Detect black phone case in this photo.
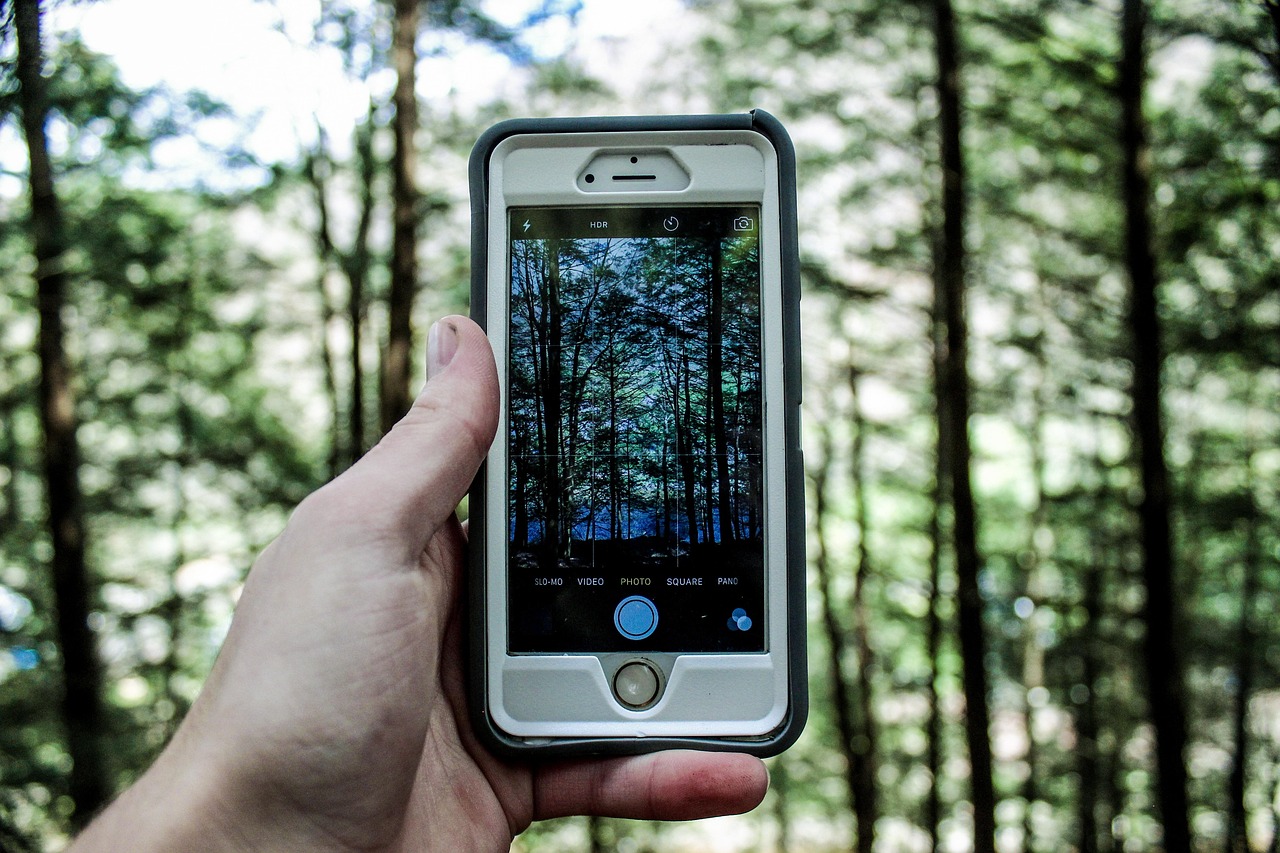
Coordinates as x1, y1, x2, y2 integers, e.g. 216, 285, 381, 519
466, 110, 806, 758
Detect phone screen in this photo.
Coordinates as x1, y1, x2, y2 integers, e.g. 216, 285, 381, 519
505, 206, 766, 654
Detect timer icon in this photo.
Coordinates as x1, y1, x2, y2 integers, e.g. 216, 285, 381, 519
663, 216, 679, 232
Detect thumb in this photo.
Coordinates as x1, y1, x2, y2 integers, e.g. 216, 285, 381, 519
315, 315, 499, 558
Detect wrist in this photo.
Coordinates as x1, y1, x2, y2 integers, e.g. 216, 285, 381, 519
68, 721, 254, 853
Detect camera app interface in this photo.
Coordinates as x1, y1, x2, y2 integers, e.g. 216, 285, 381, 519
507, 206, 765, 653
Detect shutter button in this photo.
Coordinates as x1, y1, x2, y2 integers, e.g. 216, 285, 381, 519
613, 595, 658, 640
613, 660, 660, 709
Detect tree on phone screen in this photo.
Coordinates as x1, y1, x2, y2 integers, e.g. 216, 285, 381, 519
509, 230, 761, 576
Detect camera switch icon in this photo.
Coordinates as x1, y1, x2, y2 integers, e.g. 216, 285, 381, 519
732, 216, 754, 231
727, 607, 753, 632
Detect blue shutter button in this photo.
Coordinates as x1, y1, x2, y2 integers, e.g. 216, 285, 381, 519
614, 595, 658, 640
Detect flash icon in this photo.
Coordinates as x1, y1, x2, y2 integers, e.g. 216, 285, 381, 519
522, 219, 531, 233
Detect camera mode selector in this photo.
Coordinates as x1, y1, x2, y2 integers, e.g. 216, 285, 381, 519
613, 595, 658, 641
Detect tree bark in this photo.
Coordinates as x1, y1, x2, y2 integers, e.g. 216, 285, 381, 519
1120, 2, 1192, 851
678, 350, 699, 545
1077, 544, 1103, 853
608, 355, 622, 540
925, 454, 945, 853
0, 400, 18, 533
1019, 329, 1051, 853
559, 248, 610, 549
929, 0, 996, 849
588, 816, 606, 853
514, 242, 548, 546
542, 240, 564, 564
14, 0, 110, 827
925, 215, 948, 853
810, 424, 863, 840
707, 238, 734, 542
304, 142, 343, 479
346, 101, 377, 464
1269, 753, 1280, 853
1262, 0, 1280, 85
1227, 439, 1261, 853
512, 423, 530, 548
700, 377, 715, 544
771, 756, 791, 853
660, 435, 670, 541
160, 461, 189, 735
913, 30, 947, 851
848, 368, 879, 853
381, 0, 420, 435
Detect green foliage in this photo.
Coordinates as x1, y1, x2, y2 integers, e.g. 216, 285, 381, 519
1, 33, 321, 847
2, 0, 1277, 850
689, 0, 1280, 850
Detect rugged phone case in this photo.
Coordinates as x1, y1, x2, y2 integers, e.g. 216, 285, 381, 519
466, 110, 806, 758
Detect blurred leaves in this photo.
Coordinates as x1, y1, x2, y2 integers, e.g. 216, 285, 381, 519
2, 0, 1279, 850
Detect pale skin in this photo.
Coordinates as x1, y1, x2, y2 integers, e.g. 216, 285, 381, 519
71, 315, 768, 852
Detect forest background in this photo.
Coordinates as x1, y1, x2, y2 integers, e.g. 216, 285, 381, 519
1, 0, 1277, 851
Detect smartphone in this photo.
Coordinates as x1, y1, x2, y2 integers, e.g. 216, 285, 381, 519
467, 111, 805, 756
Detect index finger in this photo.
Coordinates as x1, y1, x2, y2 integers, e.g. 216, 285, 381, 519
532, 751, 769, 822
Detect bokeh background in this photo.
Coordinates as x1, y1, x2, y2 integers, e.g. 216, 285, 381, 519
1, 0, 1277, 851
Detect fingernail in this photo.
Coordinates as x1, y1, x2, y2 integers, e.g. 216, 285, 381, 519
427, 319, 459, 380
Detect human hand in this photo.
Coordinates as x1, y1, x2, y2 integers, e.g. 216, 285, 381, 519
72, 315, 768, 852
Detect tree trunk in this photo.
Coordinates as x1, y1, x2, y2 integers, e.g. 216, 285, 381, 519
1020, 331, 1051, 853
707, 238, 734, 542
513, 426, 529, 547
1120, 2, 1192, 851
848, 368, 879, 853
1077, 546, 1103, 853
1262, 0, 1280, 85
772, 756, 791, 853
925, 463, 945, 853
701, 381, 715, 545
660, 434, 670, 541
916, 38, 947, 853
515, 245, 549, 546
381, 0, 420, 435
1088, 448, 1124, 853
926, 250, 948, 853
588, 816, 606, 853
678, 350, 699, 546
609, 359, 621, 540
810, 424, 863, 840
0, 400, 18, 533
304, 141, 343, 479
161, 257, 197, 736
161, 455, 189, 738
1078, 437, 1116, 853
1269, 751, 1280, 853
542, 240, 564, 564
1227, 439, 1261, 853
346, 101, 377, 464
929, 0, 996, 849
14, 0, 109, 827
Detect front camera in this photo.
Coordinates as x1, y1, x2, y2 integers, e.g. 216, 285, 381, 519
585, 174, 595, 183
630, 156, 638, 164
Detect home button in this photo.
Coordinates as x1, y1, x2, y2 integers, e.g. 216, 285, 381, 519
613, 660, 660, 709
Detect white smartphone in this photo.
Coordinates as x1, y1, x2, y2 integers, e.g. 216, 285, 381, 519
467, 111, 805, 756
